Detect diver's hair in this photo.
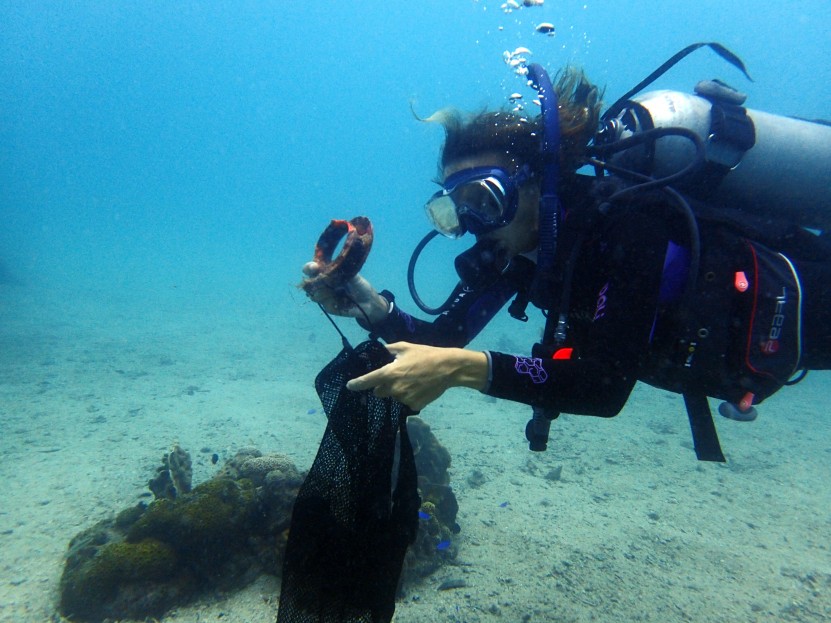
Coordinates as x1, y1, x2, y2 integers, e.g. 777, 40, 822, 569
425, 67, 603, 179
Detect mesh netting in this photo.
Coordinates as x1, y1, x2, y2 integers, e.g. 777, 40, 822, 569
277, 340, 420, 623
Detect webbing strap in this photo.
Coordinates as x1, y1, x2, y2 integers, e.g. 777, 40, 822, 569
682, 392, 726, 462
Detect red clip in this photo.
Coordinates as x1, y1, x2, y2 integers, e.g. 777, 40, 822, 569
739, 392, 754, 411
552, 348, 573, 360
734, 271, 748, 292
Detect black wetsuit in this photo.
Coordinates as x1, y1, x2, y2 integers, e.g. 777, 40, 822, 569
365, 182, 831, 419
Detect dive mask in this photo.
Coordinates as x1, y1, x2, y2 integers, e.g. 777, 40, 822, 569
425, 165, 532, 238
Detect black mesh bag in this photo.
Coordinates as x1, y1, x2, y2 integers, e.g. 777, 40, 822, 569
277, 340, 420, 623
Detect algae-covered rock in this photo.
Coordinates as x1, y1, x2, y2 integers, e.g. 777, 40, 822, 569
148, 444, 193, 500
408, 417, 452, 486
59, 432, 457, 621
399, 417, 461, 582
243, 454, 301, 487
59, 448, 303, 622
114, 502, 147, 529
407, 417, 458, 529
59, 536, 184, 621
215, 446, 262, 480
129, 477, 257, 551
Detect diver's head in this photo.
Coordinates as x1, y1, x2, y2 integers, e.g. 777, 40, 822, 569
422, 67, 602, 256
427, 153, 541, 256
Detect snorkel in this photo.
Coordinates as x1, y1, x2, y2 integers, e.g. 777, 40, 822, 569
407, 63, 562, 316
524, 63, 562, 314
522, 64, 564, 452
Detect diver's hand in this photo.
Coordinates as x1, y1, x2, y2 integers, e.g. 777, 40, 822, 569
346, 342, 489, 411
301, 261, 389, 321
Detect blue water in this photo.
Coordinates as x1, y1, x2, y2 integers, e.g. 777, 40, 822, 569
3, 1, 829, 306
2, 2, 831, 621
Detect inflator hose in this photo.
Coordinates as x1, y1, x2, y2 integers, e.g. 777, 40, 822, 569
407, 230, 457, 315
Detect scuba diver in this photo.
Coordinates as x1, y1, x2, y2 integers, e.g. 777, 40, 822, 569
301, 44, 831, 462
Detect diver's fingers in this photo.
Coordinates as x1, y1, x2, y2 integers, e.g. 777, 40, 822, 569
346, 372, 377, 392
372, 384, 393, 399
303, 282, 335, 306
346, 364, 393, 392
351, 376, 406, 406
384, 342, 411, 358
302, 261, 321, 278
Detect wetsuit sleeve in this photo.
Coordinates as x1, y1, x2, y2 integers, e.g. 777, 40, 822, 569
359, 278, 520, 348
484, 212, 670, 417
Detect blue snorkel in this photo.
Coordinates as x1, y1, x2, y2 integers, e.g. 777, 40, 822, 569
524, 64, 565, 452
525, 64, 563, 319
407, 64, 564, 321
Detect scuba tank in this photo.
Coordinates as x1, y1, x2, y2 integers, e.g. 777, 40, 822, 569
597, 80, 831, 231
587, 44, 831, 460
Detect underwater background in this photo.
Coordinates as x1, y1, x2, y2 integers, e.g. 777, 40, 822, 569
1, 1, 830, 622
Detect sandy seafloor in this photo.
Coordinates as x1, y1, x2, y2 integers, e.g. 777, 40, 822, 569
1, 282, 829, 623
